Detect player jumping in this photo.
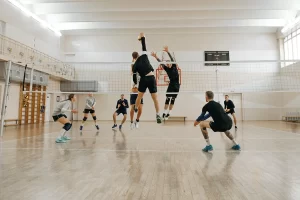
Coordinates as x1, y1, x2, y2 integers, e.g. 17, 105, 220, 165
151, 46, 180, 119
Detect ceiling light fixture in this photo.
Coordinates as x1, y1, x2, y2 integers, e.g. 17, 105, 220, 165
7, 0, 62, 36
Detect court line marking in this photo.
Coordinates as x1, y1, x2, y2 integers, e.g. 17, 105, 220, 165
0, 147, 299, 153
246, 124, 300, 135
1, 136, 300, 143
1, 124, 300, 143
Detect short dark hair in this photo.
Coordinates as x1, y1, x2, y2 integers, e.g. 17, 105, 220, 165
225, 95, 229, 97
68, 94, 75, 101
132, 52, 139, 59
206, 91, 214, 99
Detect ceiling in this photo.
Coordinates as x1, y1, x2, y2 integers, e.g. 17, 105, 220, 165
16, 0, 300, 35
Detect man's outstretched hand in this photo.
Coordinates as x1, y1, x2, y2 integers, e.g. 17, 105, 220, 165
138, 32, 145, 41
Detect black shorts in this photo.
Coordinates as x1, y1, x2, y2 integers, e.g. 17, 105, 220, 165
115, 109, 127, 116
209, 119, 232, 132
52, 114, 67, 122
226, 109, 235, 115
83, 109, 95, 114
130, 94, 144, 105
166, 83, 180, 98
138, 75, 157, 93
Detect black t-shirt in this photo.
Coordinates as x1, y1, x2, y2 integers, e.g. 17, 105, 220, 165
162, 64, 179, 84
116, 99, 129, 110
132, 54, 154, 77
224, 100, 235, 109
202, 101, 231, 125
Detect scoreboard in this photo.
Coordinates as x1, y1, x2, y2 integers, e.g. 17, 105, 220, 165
204, 51, 230, 66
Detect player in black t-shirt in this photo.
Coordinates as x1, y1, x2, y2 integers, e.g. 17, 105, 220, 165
224, 95, 237, 129
130, 52, 143, 129
112, 94, 129, 130
132, 33, 162, 124
194, 91, 240, 152
151, 46, 180, 120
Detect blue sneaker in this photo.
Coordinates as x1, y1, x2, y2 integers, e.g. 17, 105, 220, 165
112, 124, 117, 129
80, 126, 83, 131
119, 125, 122, 130
202, 145, 213, 152
55, 138, 66, 143
95, 125, 99, 130
232, 144, 241, 150
62, 136, 71, 140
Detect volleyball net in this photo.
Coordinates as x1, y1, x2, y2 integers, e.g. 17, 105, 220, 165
1, 59, 300, 127
44, 60, 300, 95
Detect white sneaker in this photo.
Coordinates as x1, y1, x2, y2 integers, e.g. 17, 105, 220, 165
130, 123, 135, 129
135, 121, 139, 129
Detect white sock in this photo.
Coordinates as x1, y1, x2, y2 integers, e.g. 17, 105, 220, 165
168, 110, 172, 115
164, 110, 168, 114
232, 139, 238, 145
63, 131, 68, 137
57, 128, 66, 139
156, 113, 160, 116
205, 139, 211, 146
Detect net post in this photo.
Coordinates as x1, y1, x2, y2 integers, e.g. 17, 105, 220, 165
0, 61, 12, 137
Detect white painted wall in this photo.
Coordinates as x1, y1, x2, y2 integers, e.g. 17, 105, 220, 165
0, 0, 63, 60
61, 32, 299, 121
0, 82, 20, 120
64, 33, 279, 62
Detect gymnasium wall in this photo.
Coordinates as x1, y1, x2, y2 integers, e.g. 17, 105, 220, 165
0, 82, 20, 120
64, 33, 279, 62
0, 0, 63, 60
63, 32, 292, 121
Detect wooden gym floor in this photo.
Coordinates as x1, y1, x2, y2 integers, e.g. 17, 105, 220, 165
1, 121, 300, 200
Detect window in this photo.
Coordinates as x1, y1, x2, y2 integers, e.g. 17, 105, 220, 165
283, 26, 300, 67
298, 34, 300, 59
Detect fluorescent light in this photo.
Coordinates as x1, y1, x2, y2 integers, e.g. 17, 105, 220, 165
7, 0, 62, 37
281, 16, 300, 34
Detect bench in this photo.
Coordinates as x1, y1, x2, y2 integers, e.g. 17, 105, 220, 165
4, 119, 21, 127
164, 116, 187, 124
282, 112, 300, 122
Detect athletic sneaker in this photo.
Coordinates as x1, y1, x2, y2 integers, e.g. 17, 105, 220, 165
165, 114, 170, 120
130, 122, 135, 129
112, 124, 117, 129
231, 144, 241, 150
135, 121, 139, 129
156, 115, 162, 124
119, 125, 122, 130
95, 125, 100, 130
80, 125, 83, 131
55, 138, 66, 143
162, 113, 166, 119
202, 145, 213, 152
62, 136, 71, 140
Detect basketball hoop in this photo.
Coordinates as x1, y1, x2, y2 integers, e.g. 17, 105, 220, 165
156, 67, 182, 86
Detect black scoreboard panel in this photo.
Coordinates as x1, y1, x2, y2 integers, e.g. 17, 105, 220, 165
204, 51, 230, 66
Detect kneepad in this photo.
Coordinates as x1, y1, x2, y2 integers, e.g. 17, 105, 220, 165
83, 117, 87, 121
170, 97, 176, 105
165, 97, 171, 105
63, 123, 72, 131
93, 116, 97, 120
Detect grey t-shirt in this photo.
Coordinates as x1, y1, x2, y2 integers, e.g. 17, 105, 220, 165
85, 97, 96, 109
52, 100, 72, 116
